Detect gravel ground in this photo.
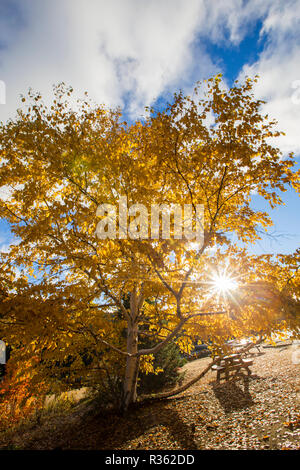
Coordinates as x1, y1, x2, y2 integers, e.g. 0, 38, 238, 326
1, 343, 299, 450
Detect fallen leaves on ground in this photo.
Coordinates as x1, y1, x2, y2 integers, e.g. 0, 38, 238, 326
0, 344, 299, 450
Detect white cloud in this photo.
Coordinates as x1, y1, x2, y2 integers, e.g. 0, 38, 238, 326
0, 0, 299, 156
0, 242, 11, 253
194, 0, 273, 45
0, 183, 24, 202
239, 0, 300, 155
0, 185, 12, 202
0, 0, 217, 120
0, 0, 270, 121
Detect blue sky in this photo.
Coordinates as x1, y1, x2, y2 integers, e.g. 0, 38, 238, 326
0, 0, 299, 256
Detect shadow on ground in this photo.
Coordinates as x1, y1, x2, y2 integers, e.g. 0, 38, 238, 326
82, 402, 199, 450
13, 396, 202, 450
211, 375, 260, 413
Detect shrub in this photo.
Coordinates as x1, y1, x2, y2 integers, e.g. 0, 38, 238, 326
0, 358, 47, 432
138, 341, 186, 394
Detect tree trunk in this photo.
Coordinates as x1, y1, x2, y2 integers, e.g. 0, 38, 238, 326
121, 319, 139, 412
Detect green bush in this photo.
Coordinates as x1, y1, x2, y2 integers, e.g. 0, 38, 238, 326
138, 341, 186, 394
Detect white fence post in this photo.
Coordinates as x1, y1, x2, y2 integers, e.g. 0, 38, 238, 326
0, 340, 6, 364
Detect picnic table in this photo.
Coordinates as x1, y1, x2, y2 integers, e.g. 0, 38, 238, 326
212, 353, 253, 383
226, 340, 262, 356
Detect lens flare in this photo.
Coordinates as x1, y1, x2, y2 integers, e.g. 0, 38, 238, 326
211, 273, 238, 294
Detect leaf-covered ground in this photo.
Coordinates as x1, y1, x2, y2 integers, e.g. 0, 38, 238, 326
1, 343, 299, 450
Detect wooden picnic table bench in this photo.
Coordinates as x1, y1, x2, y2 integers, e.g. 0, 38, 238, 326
227, 340, 262, 356
212, 353, 253, 382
